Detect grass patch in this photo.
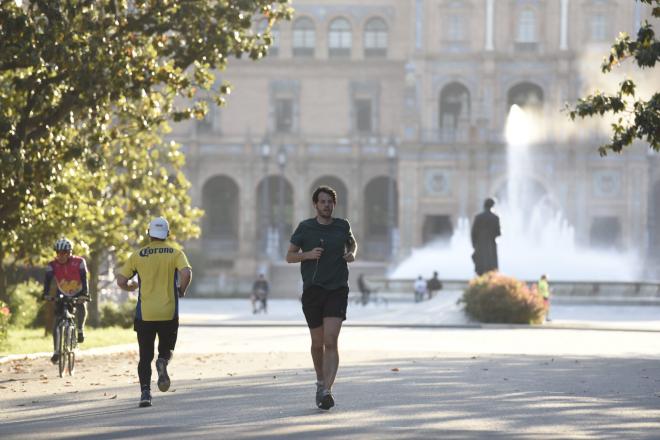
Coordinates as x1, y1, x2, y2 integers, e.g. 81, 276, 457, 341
1, 327, 135, 357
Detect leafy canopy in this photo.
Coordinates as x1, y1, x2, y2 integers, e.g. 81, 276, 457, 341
0, 0, 292, 259
568, 0, 660, 155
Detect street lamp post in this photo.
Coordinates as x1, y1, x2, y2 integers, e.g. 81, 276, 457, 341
260, 139, 271, 255
277, 146, 287, 254
387, 139, 398, 260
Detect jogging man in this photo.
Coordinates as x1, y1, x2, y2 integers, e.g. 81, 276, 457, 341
286, 186, 357, 410
42, 238, 89, 364
116, 217, 192, 408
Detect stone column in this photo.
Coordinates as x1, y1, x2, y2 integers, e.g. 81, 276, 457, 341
485, 0, 495, 51
560, 0, 569, 50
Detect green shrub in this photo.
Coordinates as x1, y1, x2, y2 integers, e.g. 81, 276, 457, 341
461, 272, 546, 324
7, 280, 42, 328
0, 300, 10, 349
99, 298, 137, 328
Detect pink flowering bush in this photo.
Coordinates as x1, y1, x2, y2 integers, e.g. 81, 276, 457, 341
461, 272, 546, 324
0, 300, 11, 348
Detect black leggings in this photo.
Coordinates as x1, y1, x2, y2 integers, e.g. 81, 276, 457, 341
134, 319, 178, 389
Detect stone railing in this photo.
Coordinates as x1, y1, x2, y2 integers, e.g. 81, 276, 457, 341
365, 278, 660, 305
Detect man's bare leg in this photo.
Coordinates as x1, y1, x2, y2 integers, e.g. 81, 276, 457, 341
309, 326, 325, 382
321, 317, 343, 391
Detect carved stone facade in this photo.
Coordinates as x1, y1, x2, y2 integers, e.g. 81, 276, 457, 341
167, 0, 660, 294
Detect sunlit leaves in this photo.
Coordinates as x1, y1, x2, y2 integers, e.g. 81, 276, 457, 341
569, 0, 659, 155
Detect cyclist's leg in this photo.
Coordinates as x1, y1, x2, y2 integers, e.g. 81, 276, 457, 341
135, 320, 157, 390
75, 302, 87, 342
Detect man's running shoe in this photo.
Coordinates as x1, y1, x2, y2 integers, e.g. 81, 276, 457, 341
139, 389, 152, 407
319, 390, 335, 410
155, 358, 170, 392
50, 353, 59, 365
315, 382, 324, 408
77, 330, 85, 344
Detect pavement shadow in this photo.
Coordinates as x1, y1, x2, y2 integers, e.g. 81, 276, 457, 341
1, 355, 659, 439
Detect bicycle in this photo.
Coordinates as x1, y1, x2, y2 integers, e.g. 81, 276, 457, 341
47, 294, 87, 377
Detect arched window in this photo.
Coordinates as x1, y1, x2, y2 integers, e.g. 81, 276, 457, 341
364, 17, 388, 58
328, 18, 352, 58
293, 17, 316, 57
439, 82, 470, 142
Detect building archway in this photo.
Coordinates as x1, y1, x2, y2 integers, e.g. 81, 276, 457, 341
256, 175, 294, 255
363, 176, 398, 260
507, 82, 544, 111
201, 175, 240, 255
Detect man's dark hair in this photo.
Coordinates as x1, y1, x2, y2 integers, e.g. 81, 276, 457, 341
484, 198, 495, 210
312, 186, 337, 204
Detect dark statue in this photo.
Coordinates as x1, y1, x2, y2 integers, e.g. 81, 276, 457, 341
471, 198, 501, 275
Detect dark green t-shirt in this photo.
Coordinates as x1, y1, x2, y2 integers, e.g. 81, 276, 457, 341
290, 218, 355, 291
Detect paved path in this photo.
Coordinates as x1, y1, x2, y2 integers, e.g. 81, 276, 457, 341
1, 324, 659, 439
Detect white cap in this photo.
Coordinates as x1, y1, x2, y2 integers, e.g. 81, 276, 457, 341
148, 217, 169, 239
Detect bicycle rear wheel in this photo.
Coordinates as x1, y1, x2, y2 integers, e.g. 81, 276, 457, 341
57, 324, 65, 378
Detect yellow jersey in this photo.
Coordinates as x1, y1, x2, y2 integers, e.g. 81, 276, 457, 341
118, 240, 191, 321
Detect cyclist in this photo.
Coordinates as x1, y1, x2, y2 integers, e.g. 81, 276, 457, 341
42, 238, 89, 364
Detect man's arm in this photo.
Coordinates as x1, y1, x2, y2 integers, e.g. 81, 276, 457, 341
178, 267, 192, 298
343, 237, 357, 262
286, 244, 321, 263
116, 273, 138, 291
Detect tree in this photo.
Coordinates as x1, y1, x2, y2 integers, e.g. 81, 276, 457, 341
0, 0, 292, 300
568, 0, 660, 156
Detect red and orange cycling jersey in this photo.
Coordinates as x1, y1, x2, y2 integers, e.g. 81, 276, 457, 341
45, 256, 88, 297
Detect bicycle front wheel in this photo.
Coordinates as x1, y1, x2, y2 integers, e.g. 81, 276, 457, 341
57, 324, 66, 378
67, 326, 76, 376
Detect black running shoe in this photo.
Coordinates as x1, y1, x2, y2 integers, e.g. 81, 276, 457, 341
77, 330, 85, 344
319, 391, 335, 410
50, 353, 59, 365
155, 358, 170, 392
139, 389, 152, 407
315, 383, 324, 408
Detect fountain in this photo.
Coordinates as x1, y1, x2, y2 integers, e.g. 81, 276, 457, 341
391, 105, 640, 282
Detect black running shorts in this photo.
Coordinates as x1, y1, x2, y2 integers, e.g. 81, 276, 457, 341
301, 285, 349, 329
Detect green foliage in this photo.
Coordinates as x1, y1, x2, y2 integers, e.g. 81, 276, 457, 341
0, 300, 10, 349
461, 272, 546, 324
99, 297, 137, 329
0, 0, 293, 298
568, 0, 660, 155
7, 280, 41, 328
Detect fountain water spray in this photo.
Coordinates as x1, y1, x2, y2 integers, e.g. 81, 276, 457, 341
391, 105, 639, 281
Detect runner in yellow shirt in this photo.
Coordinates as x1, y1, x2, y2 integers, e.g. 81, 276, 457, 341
116, 217, 192, 408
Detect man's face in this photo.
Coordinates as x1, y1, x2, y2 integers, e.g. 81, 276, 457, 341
314, 192, 335, 219
55, 250, 71, 264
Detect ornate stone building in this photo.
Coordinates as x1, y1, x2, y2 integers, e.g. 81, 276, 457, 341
168, 0, 659, 294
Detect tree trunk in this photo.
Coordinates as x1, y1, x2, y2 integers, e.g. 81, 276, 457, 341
0, 246, 8, 304
88, 251, 101, 327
